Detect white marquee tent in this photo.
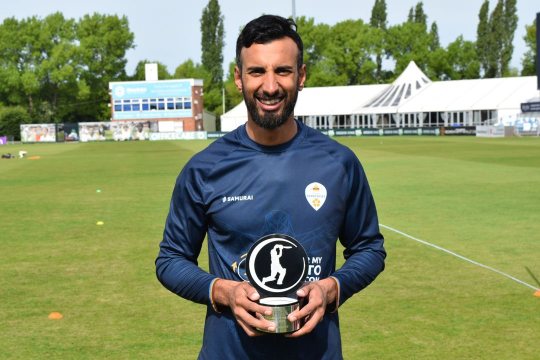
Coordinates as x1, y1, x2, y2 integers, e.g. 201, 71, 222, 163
221, 61, 539, 131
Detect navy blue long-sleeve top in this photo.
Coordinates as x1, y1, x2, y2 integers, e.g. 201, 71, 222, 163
156, 120, 386, 360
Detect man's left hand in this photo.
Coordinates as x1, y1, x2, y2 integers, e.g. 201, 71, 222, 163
285, 277, 338, 338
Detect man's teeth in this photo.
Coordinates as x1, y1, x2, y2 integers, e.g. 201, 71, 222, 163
260, 98, 281, 105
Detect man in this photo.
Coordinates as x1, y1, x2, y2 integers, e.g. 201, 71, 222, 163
156, 14, 386, 360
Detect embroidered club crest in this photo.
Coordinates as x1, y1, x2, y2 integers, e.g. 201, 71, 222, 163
305, 182, 327, 211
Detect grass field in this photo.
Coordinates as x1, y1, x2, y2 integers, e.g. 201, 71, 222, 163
1, 136, 539, 359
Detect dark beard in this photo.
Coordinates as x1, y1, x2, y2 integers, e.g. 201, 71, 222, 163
244, 88, 299, 130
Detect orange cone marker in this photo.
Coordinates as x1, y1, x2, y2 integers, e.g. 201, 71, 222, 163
48, 312, 63, 320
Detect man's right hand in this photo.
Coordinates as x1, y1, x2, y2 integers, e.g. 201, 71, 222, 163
212, 279, 275, 336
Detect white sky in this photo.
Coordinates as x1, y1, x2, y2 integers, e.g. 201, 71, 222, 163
2, 0, 538, 76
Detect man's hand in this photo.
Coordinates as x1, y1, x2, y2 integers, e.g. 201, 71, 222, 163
285, 277, 338, 338
212, 279, 276, 336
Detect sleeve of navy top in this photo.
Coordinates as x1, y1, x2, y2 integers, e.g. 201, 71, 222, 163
332, 151, 386, 306
155, 158, 216, 305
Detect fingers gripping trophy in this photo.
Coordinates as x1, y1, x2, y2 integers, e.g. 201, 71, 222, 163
246, 234, 308, 333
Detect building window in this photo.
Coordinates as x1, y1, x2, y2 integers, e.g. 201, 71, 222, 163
122, 100, 132, 111
175, 98, 183, 109
113, 96, 193, 113
167, 98, 175, 110
158, 98, 165, 110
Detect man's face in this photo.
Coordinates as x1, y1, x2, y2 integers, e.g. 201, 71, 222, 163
235, 37, 306, 130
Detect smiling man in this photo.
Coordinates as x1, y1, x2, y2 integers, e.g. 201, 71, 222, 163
236, 34, 304, 141
156, 15, 386, 360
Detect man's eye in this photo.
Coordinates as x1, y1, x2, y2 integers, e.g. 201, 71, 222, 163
277, 69, 293, 75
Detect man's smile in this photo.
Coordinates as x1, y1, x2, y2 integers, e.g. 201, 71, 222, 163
256, 94, 285, 111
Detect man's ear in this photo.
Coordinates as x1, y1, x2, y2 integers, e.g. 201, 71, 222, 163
234, 66, 242, 92
298, 64, 306, 90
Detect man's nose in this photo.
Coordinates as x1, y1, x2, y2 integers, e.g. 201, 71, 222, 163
262, 73, 279, 94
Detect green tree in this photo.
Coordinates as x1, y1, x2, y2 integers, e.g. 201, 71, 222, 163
307, 58, 346, 86
213, 60, 243, 116
296, 17, 333, 85
521, 18, 537, 76
0, 13, 134, 125
426, 47, 449, 80
476, 0, 490, 76
76, 13, 135, 120
174, 59, 207, 79
223, 61, 243, 109
429, 22, 440, 51
445, 36, 481, 79
0, 13, 82, 122
297, 18, 381, 86
425, 21, 447, 79
414, 2, 428, 29
0, 106, 31, 140
500, 0, 518, 76
0, 18, 36, 109
477, 0, 517, 78
486, 0, 505, 77
370, 0, 387, 29
407, 8, 415, 23
407, 2, 427, 28
386, 21, 431, 76
173, 59, 200, 79
389, 2, 440, 78
370, 0, 388, 82
426, 23, 477, 81
321, 20, 379, 85
38, 13, 81, 122
200, 0, 224, 114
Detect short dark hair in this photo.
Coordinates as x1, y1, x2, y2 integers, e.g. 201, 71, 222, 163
235, 15, 304, 71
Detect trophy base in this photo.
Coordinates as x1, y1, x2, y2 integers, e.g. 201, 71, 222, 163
257, 297, 301, 334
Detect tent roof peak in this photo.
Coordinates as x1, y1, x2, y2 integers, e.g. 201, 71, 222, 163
363, 61, 431, 110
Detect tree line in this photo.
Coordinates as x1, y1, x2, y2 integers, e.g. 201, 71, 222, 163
299, 0, 532, 84
0, 0, 537, 138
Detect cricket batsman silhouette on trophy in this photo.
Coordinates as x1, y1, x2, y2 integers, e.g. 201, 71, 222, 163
262, 244, 293, 285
